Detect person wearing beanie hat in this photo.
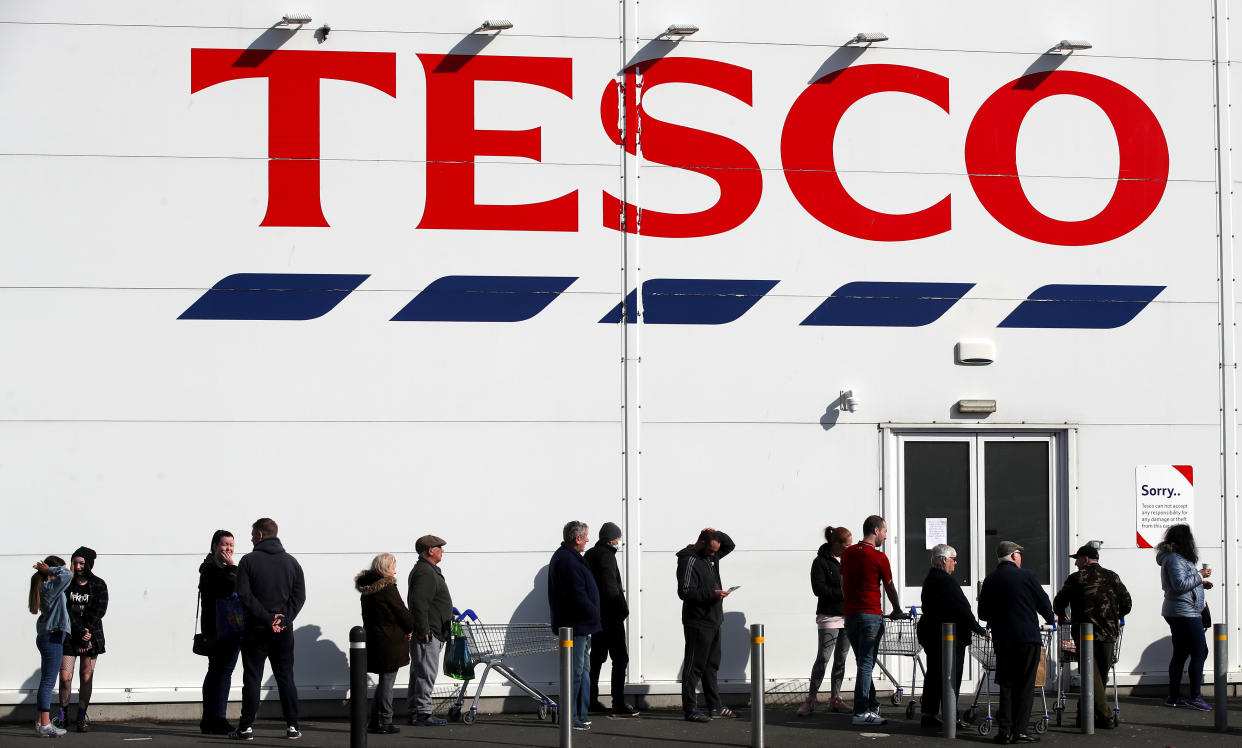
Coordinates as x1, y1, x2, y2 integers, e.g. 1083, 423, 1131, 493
584, 522, 638, 717
57, 546, 108, 733
977, 541, 1055, 743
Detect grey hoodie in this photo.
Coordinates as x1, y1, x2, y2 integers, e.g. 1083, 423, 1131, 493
1156, 548, 1204, 618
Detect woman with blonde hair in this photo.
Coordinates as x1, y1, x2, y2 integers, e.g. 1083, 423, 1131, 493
798, 526, 853, 715
30, 555, 72, 738
355, 553, 414, 734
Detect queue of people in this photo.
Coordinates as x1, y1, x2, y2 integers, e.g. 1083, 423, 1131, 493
25, 517, 1218, 740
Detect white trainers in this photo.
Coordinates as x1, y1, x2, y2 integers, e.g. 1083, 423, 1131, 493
35, 721, 67, 737
851, 711, 887, 726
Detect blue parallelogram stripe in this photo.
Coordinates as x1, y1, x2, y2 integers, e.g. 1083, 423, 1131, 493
179, 273, 369, 321
801, 282, 974, 327
391, 275, 577, 322
998, 284, 1165, 329
599, 279, 779, 324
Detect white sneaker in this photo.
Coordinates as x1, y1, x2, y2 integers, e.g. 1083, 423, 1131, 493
35, 721, 67, 737
852, 711, 887, 726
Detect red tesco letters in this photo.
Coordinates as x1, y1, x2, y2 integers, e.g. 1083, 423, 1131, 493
190, 50, 1169, 246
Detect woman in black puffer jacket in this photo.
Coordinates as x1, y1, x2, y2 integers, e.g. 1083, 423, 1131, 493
198, 530, 240, 735
356, 553, 413, 734
798, 526, 853, 716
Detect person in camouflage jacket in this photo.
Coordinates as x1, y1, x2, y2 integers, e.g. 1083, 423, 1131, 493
1053, 544, 1132, 727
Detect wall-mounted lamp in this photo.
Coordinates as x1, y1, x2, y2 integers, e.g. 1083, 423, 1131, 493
480, 19, 514, 31
281, 13, 312, 26
849, 32, 889, 45
1087, 540, 1104, 550
1055, 39, 1092, 51
955, 340, 996, 366
663, 24, 700, 37
839, 389, 859, 413
957, 399, 997, 414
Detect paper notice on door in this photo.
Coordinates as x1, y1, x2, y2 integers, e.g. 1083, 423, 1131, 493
925, 517, 948, 549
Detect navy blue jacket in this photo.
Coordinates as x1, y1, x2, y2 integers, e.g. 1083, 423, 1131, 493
977, 560, 1054, 647
548, 542, 602, 637
237, 537, 306, 630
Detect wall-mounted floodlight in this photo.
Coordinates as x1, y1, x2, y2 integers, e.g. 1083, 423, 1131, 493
1087, 540, 1104, 550
850, 32, 889, 44
663, 24, 700, 37
1055, 39, 1092, 51
281, 13, 312, 25
480, 19, 514, 31
957, 399, 997, 414
955, 340, 996, 366
839, 389, 859, 413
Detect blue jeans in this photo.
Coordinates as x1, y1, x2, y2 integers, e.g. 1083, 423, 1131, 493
202, 637, 241, 722
844, 614, 884, 716
572, 635, 592, 723
36, 631, 66, 712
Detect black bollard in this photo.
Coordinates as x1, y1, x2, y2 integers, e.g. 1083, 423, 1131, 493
350, 626, 367, 748
942, 623, 956, 739
1079, 623, 1093, 735
1214, 623, 1228, 732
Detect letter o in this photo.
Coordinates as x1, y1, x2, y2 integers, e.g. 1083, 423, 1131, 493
965, 71, 1169, 246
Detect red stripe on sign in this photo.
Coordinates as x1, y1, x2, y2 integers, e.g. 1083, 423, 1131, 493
1173, 465, 1193, 485
1137, 532, 1153, 549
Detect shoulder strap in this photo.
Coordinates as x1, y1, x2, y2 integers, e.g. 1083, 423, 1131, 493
195, 589, 202, 635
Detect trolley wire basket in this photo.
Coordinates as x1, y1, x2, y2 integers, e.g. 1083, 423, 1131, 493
874, 612, 926, 718
1053, 619, 1124, 727
444, 608, 561, 725
962, 626, 1054, 737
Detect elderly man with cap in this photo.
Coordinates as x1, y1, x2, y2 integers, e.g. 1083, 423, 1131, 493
978, 541, 1056, 744
407, 534, 452, 727
1053, 544, 1131, 729
585, 522, 638, 717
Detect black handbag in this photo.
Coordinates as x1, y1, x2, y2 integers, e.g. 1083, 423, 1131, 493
1202, 601, 1212, 630
193, 591, 212, 656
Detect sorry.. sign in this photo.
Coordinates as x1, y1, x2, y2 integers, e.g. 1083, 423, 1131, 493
1135, 465, 1194, 548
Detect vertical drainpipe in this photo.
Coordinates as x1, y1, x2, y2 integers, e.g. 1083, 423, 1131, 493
620, 0, 645, 685
1212, 0, 1238, 670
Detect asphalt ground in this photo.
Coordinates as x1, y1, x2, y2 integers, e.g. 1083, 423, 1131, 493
2, 696, 1239, 747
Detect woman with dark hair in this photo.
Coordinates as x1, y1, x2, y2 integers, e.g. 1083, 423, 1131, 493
797, 526, 853, 716
1157, 523, 1213, 711
30, 555, 72, 738
57, 546, 108, 733
199, 530, 240, 734
356, 553, 413, 734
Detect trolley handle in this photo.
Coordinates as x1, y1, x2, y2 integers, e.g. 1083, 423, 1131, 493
452, 607, 479, 622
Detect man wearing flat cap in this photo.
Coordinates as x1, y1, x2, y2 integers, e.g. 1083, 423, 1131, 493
978, 541, 1056, 744
407, 535, 452, 727
1053, 545, 1131, 728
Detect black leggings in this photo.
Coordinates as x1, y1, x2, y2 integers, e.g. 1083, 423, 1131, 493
1164, 615, 1208, 699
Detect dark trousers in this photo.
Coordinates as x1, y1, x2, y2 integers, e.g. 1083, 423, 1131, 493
1165, 615, 1208, 699
239, 628, 298, 730
589, 618, 629, 708
681, 625, 722, 715
919, 633, 966, 718
995, 643, 1041, 738
1075, 637, 1113, 722
202, 637, 241, 722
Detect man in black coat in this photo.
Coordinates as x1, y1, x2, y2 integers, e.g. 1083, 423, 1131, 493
675, 528, 735, 722
978, 541, 1055, 745
407, 535, 453, 727
585, 522, 638, 717
234, 517, 307, 741
918, 544, 985, 730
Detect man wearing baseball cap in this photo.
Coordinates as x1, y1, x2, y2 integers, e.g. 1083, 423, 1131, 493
407, 535, 452, 727
1053, 545, 1132, 728
978, 541, 1055, 744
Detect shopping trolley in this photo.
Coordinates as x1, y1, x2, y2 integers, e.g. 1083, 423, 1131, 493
961, 626, 1053, 736
1053, 619, 1124, 727
874, 612, 926, 719
445, 609, 561, 725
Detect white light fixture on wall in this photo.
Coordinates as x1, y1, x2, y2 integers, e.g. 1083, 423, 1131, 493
955, 340, 996, 366
1055, 39, 1092, 51
957, 399, 997, 414
840, 389, 859, 413
281, 13, 312, 25
663, 24, 700, 37
480, 19, 514, 31
850, 32, 889, 44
